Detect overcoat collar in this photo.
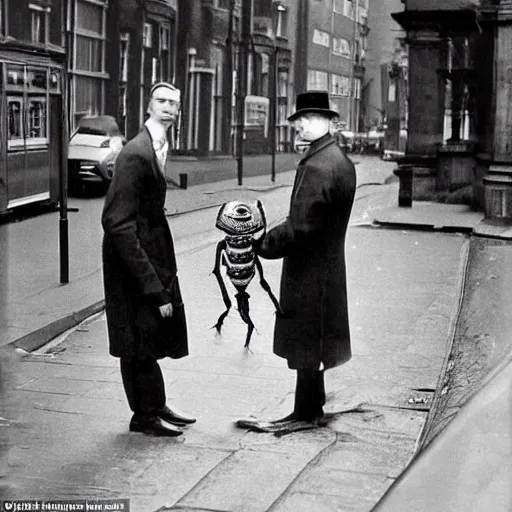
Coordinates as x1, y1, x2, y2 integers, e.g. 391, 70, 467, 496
141, 126, 164, 178
299, 132, 336, 164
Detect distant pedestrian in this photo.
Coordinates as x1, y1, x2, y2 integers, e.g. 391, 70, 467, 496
253, 90, 357, 429
102, 82, 195, 437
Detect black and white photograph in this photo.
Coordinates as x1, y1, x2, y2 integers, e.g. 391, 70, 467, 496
0, 0, 511, 510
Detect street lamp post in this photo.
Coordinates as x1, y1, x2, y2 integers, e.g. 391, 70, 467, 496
271, 44, 278, 182
59, 70, 69, 285
236, 0, 253, 186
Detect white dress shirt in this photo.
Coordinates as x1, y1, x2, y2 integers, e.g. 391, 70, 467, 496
145, 118, 168, 172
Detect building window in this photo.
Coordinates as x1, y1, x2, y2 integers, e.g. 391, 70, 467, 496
261, 53, 269, 97
307, 69, 328, 90
28, 98, 47, 138
7, 66, 49, 150
313, 29, 330, 48
143, 22, 153, 48
119, 32, 129, 133
75, 76, 102, 115
76, 35, 103, 72
333, 37, 351, 58
120, 32, 129, 83
212, 45, 225, 152
30, 4, 50, 44
353, 77, 361, 99
215, 0, 231, 8
276, 68, 290, 152
8, 98, 23, 145
160, 25, 170, 51
159, 25, 171, 80
344, 0, 354, 19
72, 0, 107, 127
331, 74, 350, 96
275, 4, 288, 38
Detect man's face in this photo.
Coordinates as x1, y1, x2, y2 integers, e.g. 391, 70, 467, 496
293, 114, 330, 142
147, 87, 180, 126
293, 116, 314, 142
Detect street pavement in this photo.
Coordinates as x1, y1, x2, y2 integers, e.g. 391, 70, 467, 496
373, 236, 512, 512
0, 153, 395, 351
1, 154, 511, 510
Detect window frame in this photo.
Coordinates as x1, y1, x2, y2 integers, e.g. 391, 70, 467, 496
71, 0, 108, 130
332, 37, 351, 58
312, 29, 330, 48
143, 22, 153, 48
160, 25, 170, 51
275, 4, 288, 39
331, 73, 350, 97
214, 0, 231, 9
6, 64, 49, 151
27, 96, 48, 143
307, 69, 328, 90
7, 96, 24, 149
343, 0, 354, 20
29, 3, 50, 45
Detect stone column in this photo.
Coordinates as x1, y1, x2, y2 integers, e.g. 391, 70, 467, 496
396, 28, 445, 203
482, 4, 512, 223
406, 29, 445, 157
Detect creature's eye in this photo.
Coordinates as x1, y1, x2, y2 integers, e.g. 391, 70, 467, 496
236, 207, 249, 215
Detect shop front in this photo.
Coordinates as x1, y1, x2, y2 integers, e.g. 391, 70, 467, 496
0, 54, 64, 213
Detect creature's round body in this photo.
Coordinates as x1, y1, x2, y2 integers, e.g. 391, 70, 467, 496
213, 200, 282, 348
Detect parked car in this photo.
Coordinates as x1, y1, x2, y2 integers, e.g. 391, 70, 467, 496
338, 130, 355, 153
68, 115, 125, 193
363, 129, 385, 154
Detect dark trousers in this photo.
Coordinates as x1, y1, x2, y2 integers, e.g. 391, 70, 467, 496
293, 369, 326, 421
120, 357, 166, 418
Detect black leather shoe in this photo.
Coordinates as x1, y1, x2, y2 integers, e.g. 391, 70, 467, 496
129, 415, 183, 437
157, 405, 196, 426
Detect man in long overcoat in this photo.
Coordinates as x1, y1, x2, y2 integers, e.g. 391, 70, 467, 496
255, 90, 356, 426
102, 82, 195, 437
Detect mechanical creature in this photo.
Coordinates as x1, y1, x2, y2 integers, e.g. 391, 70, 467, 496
213, 200, 283, 349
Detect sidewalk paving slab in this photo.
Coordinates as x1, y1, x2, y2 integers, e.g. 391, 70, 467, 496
374, 203, 484, 232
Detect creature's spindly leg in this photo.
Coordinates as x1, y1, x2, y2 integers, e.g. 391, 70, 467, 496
212, 240, 232, 333
235, 290, 255, 349
255, 255, 284, 317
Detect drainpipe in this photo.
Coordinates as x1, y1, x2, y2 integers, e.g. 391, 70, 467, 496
349, 0, 359, 132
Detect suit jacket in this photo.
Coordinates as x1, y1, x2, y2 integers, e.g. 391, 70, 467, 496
101, 127, 188, 360
256, 133, 356, 370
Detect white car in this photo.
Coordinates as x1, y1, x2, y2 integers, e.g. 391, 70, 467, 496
68, 115, 125, 193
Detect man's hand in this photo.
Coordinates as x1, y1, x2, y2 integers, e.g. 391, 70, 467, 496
159, 302, 174, 318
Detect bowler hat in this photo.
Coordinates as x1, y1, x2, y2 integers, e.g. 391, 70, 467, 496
288, 90, 339, 122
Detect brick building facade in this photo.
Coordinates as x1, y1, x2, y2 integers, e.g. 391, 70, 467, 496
295, 0, 369, 132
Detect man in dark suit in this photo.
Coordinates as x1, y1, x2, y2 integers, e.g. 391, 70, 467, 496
255, 90, 357, 429
102, 82, 195, 437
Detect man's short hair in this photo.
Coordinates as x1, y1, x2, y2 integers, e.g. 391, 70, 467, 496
150, 82, 181, 102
